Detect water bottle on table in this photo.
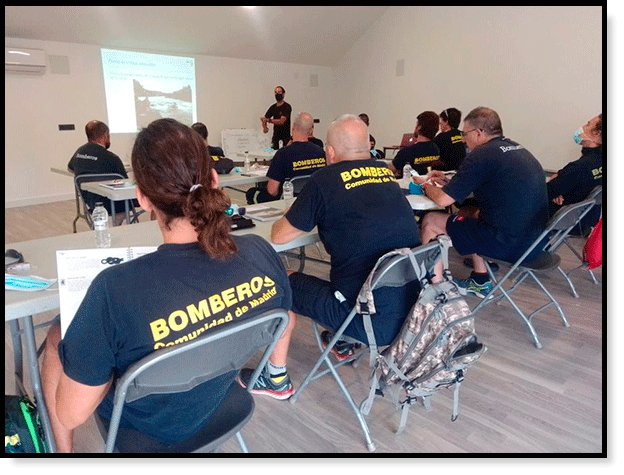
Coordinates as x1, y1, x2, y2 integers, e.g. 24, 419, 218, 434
282, 179, 294, 205
92, 202, 111, 248
244, 151, 251, 172
403, 163, 413, 179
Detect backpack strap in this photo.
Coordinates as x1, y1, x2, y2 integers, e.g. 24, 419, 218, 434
436, 234, 453, 282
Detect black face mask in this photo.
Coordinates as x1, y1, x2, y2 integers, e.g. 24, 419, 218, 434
275, 94, 284, 102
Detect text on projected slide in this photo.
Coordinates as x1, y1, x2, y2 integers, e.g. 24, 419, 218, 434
101, 49, 197, 133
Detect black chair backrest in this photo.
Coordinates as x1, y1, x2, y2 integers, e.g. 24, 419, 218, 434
289, 175, 312, 195
121, 309, 289, 403
74, 173, 126, 211
587, 185, 602, 206
545, 198, 597, 252
105, 308, 289, 452
368, 240, 442, 292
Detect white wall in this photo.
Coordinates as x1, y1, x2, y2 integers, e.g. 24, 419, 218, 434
5, 6, 602, 207
333, 5, 603, 172
5, 38, 335, 207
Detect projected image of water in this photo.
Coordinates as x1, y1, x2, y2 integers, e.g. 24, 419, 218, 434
134, 79, 193, 128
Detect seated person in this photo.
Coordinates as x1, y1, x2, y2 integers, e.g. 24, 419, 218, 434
191, 122, 225, 156
547, 114, 602, 234
246, 112, 326, 204
67, 120, 134, 226
238, 114, 421, 399
42, 118, 293, 452
390, 111, 443, 176
434, 108, 467, 171
418, 107, 548, 298
369, 136, 385, 160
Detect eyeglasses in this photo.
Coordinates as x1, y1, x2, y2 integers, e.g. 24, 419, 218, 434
460, 128, 479, 137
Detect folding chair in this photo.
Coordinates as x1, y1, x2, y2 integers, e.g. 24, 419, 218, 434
556, 185, 602, 297
289, 174, 312, 196
289, 239, 445, 452
95, 308, 289, 453
73, 173, 143, 231
471, 198, 597, 349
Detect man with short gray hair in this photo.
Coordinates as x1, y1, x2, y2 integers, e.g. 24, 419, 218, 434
238, 114, 421, 399
419, 107, 548, 298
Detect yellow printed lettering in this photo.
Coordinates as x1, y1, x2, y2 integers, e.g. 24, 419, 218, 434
150, 319, 170, 342
236, 282, 253, 301
264, 276, 275, 287
168, 310, 188, 332
209, 294, 226, 314
221, 287, 238, 307
341, 171, 352, 182
186, 299, 210, 324
250, 276, 263, 293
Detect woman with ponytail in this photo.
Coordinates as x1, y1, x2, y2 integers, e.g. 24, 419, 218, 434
41, 118, 293, 452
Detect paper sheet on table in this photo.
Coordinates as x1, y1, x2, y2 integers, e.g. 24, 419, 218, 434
56, 247, 157, 336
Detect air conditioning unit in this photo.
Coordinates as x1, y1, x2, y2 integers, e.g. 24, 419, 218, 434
5, 47, 47, 74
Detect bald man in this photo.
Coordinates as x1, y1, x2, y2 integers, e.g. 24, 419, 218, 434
238, 114, 421, 400
246, 112, 326, 204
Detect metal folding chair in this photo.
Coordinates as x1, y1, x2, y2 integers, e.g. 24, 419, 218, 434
471, 198, 597, 348
289, 239, 445, 451
73, 173, 143, 231
94, 308, 289, 453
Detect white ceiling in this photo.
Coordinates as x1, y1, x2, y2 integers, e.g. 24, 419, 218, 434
4, 6, 389, 67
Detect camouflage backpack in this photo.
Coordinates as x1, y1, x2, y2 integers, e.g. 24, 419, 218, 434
359, 236, 486, 434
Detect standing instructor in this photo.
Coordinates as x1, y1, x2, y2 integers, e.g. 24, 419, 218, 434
261, 86, 292, 150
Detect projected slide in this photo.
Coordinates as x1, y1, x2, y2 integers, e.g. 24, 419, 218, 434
101, 49, 197, 133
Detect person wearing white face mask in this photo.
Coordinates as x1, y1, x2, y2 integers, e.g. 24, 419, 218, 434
547, 114, 602, 234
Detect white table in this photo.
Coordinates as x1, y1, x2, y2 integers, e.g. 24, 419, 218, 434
396, 177, 442, 211
5, 204, 317, 453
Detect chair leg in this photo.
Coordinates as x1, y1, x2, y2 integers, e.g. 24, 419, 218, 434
290, 322, 376, 452
528, 271, 569, 328
235, 431, 248, 453
557, 265, 579, 298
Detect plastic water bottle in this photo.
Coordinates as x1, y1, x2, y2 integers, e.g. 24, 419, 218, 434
403, 163, 413, 179
92, 202, 111, 248
282, 179, 294, 205
244, 151, 250, 172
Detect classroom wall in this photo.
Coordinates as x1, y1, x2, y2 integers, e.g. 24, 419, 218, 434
5, 37, 335, 208
5, 6, 602, 208
333, 5, 603, 172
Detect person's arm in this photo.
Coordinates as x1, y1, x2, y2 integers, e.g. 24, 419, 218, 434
266, 178, 281, 197
422, 181, 456, 208
271, 216, 305, 244
56, 374, 112, 430
270, 116, 288, 126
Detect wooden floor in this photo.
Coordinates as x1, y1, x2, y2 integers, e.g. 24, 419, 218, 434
5, 197, 603, 454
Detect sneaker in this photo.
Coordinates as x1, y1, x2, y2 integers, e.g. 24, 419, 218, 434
321, 330, 360, 361
462, 257, 499, 273
237, 367, 294, 400
455, 277, 494, 299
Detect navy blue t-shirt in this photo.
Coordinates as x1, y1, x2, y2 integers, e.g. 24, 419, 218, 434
434, 129, 466, 171
266, 141, 326, 193
548, 147, 602, 205
285, 159, 420, 303
392, 141, 441, 176
58, 235, 291, 445
443, 137, 548, 246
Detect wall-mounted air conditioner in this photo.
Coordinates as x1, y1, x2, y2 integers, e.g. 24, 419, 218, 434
5, 47, 47, 74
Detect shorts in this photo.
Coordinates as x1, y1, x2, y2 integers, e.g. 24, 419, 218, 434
446, 215, 542, 263
289, 272, 420, 346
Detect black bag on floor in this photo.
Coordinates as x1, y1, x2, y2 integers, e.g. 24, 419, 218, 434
5, 395, 49, 453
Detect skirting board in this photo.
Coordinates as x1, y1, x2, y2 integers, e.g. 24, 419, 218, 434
5, 193, 75, 209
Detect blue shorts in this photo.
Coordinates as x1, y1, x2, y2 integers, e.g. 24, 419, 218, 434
446, 215, 542, 263
289, 272, 420, 346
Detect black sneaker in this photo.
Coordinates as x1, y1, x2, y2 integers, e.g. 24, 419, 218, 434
237, 367, 294, 400
321, 331, 361, 361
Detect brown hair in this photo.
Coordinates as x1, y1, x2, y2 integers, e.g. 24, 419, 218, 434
131, 118, 237, 259
416, 111, 439, 140
85, 120, 109, 142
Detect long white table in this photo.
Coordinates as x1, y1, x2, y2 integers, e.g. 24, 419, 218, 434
5, 201, 316, 453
